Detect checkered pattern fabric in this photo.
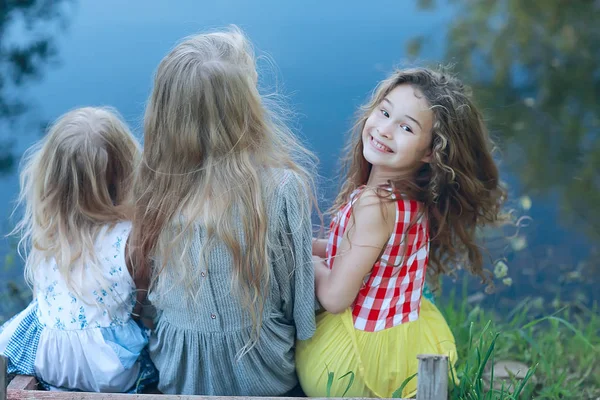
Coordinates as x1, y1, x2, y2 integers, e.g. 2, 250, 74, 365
4, 304, 43, 375
326, 187, 430, 332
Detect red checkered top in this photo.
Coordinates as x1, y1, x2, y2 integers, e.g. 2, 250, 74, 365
326, 186, 429, 332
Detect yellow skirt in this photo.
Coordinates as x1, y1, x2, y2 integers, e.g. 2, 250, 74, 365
296, 299, 457, 398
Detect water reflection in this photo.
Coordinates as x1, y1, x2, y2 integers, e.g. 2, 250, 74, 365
412, 0, 599, 310
0, 0, 72, 174
0, 0, 597, 319
0, 0, 72, 319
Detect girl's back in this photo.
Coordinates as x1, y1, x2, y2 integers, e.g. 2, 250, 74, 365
148, 168, 315, 395
0, 107, 156, 393
35, 221, 135, 329
0, 222, 143, 391
131, 27, 317, 396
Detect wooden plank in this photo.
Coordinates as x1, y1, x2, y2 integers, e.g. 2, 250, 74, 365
2, 353, 453, 400
7, 376, 38, 391
6, 393, 408, 400
1, 355, 7, 400
417, 354, 449, 400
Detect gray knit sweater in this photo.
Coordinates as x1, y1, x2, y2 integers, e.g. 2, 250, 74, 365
148, 169, 316, 396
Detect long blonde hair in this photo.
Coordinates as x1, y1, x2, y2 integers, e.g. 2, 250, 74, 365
12, 107, 140, 295
130, 26, 316, 342
334, 68, 506, 285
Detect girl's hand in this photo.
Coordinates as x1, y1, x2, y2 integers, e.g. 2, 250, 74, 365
312, 254, 330, 285
312, 238, 328, 258
312, 254, 325, 265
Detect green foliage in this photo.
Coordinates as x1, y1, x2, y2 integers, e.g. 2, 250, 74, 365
0, 248, 32, 325
442, 286, 600, 399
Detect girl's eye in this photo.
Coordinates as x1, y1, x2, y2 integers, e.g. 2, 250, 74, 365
401, 124, 413, 133
380, 109, 390, 118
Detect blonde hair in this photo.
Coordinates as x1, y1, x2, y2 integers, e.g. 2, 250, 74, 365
334, 67, 506, 285
130, 26, 316, 347
11, 107, 140, 296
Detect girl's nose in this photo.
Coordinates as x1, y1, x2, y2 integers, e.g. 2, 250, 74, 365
376, 124, 393, 139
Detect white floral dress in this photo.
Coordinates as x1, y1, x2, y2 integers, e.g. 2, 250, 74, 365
0, 221, 157, 392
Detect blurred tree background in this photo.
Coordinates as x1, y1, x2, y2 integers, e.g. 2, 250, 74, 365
410, 0, 599, 312
0, 0, 72, 321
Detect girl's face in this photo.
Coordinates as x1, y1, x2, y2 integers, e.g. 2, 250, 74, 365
362, 84, 434, 181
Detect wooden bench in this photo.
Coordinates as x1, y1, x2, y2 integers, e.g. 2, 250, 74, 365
1, 354, 449, 400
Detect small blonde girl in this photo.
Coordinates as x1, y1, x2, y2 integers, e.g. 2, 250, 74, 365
297, 68, 506, 398
129, 26, 317, 396
0, 107, 157, 392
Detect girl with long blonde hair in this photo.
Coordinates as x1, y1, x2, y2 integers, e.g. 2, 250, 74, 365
129, 26, 317, 396
297, 67, 506, 398
0, 107, 157, 392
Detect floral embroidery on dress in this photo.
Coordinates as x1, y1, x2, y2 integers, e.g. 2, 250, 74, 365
24, 222, 136, 332
78, 306, 88, 329
44, 281, 59, 306
93, 290, 105, 305
54, 318, 66, 330
113, 236, 123, 258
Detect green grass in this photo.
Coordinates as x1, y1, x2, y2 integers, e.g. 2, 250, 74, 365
0, 250, 31, 326
442, 285, 600, 399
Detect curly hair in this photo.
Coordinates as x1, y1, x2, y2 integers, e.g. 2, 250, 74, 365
332, 67, 507, 285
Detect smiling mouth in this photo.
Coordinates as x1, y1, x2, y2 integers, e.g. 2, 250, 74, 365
370, 135, 393, 153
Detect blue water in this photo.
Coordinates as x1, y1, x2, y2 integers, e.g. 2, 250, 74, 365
1, 0, 598, 318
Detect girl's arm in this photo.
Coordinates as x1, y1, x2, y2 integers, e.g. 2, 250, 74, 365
314, 190, 394, 314
312, 238, 328, 258
125, 237, 154, 330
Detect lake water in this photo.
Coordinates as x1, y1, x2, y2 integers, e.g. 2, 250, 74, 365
1, 0, 598, 320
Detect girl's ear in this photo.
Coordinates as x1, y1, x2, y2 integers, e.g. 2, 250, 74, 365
421, 148, 432, 163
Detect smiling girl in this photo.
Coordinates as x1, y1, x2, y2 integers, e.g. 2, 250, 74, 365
297, 68, 506, 398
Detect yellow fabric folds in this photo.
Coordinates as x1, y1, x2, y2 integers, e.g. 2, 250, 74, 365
296, 299, 457, 398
